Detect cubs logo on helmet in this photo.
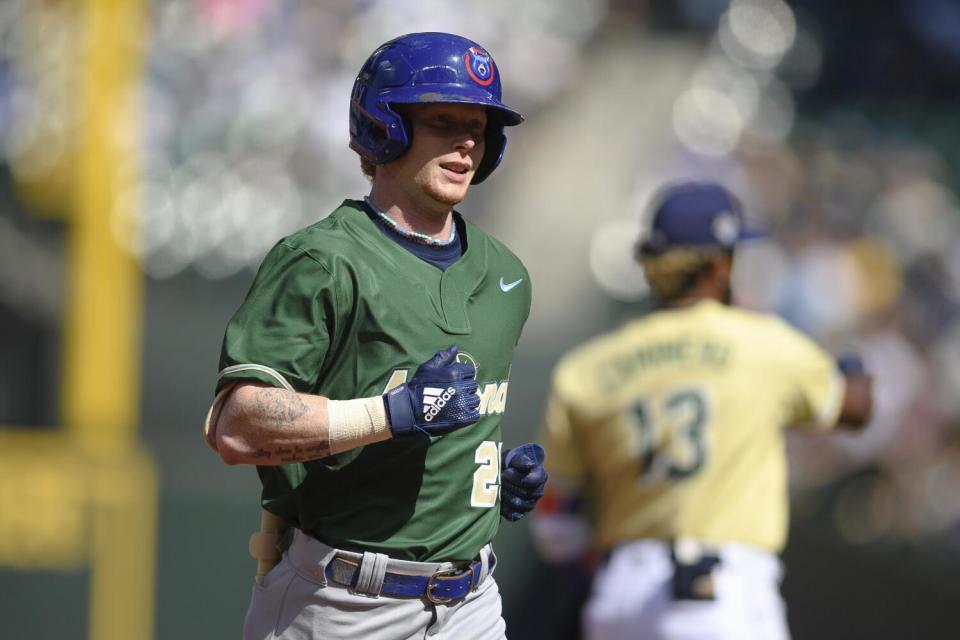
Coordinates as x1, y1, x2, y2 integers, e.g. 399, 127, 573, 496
465, 47, 495, 87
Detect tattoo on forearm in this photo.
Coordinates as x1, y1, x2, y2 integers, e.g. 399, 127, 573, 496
242, 387, 331, 463
259, 442, 331, 464
254, 387, 309, 427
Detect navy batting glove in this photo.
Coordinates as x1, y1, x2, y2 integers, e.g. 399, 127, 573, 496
500, 443, 548, 522
384, 345, 481, 438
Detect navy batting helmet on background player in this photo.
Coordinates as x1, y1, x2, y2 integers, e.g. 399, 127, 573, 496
204, 32, 547, 640
532, 182, 873, 640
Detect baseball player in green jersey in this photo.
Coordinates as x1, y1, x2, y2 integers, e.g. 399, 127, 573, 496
532, 182, 873, 640
204, 33, 547, 640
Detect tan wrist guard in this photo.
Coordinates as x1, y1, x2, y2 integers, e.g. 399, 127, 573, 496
326, 396, 391, 454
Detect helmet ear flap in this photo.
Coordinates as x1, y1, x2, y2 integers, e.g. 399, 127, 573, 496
394, 106, 414, 157
349, 98, 409, 163
473, 126, 506, 184
368, 117, 389, 145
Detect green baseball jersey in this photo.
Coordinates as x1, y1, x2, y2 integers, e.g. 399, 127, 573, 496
217, 200, 531, 562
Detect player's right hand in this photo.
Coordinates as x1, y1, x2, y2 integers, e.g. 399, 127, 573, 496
383, 345, 481, 438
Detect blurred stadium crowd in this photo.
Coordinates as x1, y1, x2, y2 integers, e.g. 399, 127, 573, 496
0, 0, 607, 283
1, 0, 960, 635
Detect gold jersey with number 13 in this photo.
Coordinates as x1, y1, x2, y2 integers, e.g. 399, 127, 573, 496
542, 299, 845, 554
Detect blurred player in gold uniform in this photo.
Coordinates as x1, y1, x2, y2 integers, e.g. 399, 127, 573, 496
532, 182, 873, 640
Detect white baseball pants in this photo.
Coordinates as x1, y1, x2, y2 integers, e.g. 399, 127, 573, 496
242, 530, 506, 640
584, 540, 790, 640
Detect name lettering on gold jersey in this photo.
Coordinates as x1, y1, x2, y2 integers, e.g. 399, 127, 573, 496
599, 338, 730, 392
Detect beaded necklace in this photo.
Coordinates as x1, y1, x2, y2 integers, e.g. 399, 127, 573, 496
364, 197, 457, 247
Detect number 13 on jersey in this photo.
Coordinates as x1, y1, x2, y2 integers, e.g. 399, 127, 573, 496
629, 388, 711, 486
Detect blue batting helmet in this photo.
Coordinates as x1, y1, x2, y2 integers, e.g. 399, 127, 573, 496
349, 32, 524, 184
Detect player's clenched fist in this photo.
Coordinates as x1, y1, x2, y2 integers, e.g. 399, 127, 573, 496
384, 345, 481, 438
501, 443, 548, 521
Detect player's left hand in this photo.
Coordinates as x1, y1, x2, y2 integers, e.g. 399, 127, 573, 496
500, 443, 548, 522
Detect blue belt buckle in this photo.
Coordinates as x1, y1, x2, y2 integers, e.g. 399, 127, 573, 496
426, 565, 471, 604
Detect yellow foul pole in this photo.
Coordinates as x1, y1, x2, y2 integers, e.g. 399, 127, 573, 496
65, 1, 156, 638
65, 0, 145, 450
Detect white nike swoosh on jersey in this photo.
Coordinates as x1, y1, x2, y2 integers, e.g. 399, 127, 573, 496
499, 277, 523, 292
